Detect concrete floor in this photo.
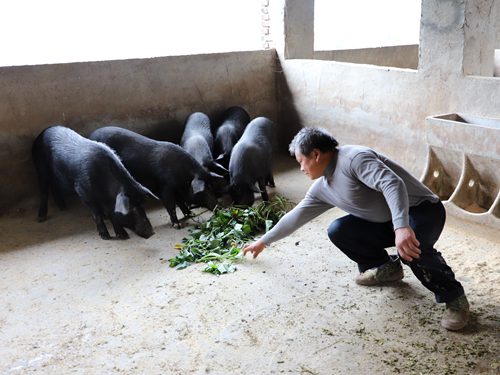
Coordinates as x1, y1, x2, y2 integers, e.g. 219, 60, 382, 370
1, 158, 499, 375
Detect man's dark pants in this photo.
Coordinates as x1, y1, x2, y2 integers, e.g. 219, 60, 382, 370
327, 200, 465, 303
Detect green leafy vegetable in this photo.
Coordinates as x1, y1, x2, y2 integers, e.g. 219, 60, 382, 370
168, 195, 294, 275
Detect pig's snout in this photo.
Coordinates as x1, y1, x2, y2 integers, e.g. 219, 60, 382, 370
135, 222, 155, 239
138, 229, 155, 239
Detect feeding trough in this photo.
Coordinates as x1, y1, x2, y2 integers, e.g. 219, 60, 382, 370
421, 113, 500, 229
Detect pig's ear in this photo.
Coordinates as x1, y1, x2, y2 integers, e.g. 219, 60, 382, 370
136, 183, 160, 200
191, 176, 206, 194
144, 187, 160, 200
209, 161, 228, 176
115, 191, 130, 215
209, 171, 224, 180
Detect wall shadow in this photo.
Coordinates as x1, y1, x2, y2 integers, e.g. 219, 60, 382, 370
274, 55, 303, 154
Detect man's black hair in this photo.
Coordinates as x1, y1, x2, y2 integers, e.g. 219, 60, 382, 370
288, 127, 339, 156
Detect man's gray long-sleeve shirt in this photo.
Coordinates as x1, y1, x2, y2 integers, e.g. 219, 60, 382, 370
260, 145, 438, 246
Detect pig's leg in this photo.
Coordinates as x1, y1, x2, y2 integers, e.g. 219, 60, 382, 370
109, 218, 129, 240
51, 185, 67, 211
104, 205, 129, 239
161, 190, 181, 229
37, 185, 49, 222
258, 179, 269, 202
175, 190, 193, 218
79, 194, 111, 239
33, 160, 50, 221
177, 200, 192, 218
266, 174, 275, 188
89, 207, 112, 239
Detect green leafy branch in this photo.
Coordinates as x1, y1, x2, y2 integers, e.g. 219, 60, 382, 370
168, 195, 294, 275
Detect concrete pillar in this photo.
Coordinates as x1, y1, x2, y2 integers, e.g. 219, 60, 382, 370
418, 0, 467, 75
419, 0, 497, 77
496, 0, 500, 48
284, 0, 314, 59
463, 0, 498, 76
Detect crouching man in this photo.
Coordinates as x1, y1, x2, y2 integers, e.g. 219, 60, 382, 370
243, 127, 469, 331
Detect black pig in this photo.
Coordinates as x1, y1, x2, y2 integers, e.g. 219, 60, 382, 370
89, 126, 219, 228
180, 112, 227, 176
214, 106, 250, 169
227, 117, 276, 206
32, 125, 156, 240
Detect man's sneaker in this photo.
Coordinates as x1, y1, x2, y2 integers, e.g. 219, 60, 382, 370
355, 257, 404, 286
441, 294, 470, 331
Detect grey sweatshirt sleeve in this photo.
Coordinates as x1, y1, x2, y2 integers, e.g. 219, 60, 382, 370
350, 152, 410, 230
259, 189, 332, 245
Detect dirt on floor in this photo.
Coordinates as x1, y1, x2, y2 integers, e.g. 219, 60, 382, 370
0, 158, 499, 375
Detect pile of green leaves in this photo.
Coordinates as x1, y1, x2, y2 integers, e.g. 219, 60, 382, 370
169, 195, 294, 275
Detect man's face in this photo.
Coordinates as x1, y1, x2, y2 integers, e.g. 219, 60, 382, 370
295, 149, 323, 180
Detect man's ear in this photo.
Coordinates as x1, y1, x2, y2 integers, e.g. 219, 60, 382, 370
312, 148, 321, 162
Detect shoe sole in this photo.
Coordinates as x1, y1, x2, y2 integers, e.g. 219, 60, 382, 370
441, 319, 469, 331
355, 270, 404, 286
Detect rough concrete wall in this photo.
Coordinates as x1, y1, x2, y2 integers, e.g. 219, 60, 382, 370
313, 45, 419, 70
271, 0, 500, 177
0, 50, 278, 213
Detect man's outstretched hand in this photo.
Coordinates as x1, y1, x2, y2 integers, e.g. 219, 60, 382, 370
243, 239, 266, 259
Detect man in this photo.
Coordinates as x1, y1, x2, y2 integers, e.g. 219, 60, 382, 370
243, 127, 469, 331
